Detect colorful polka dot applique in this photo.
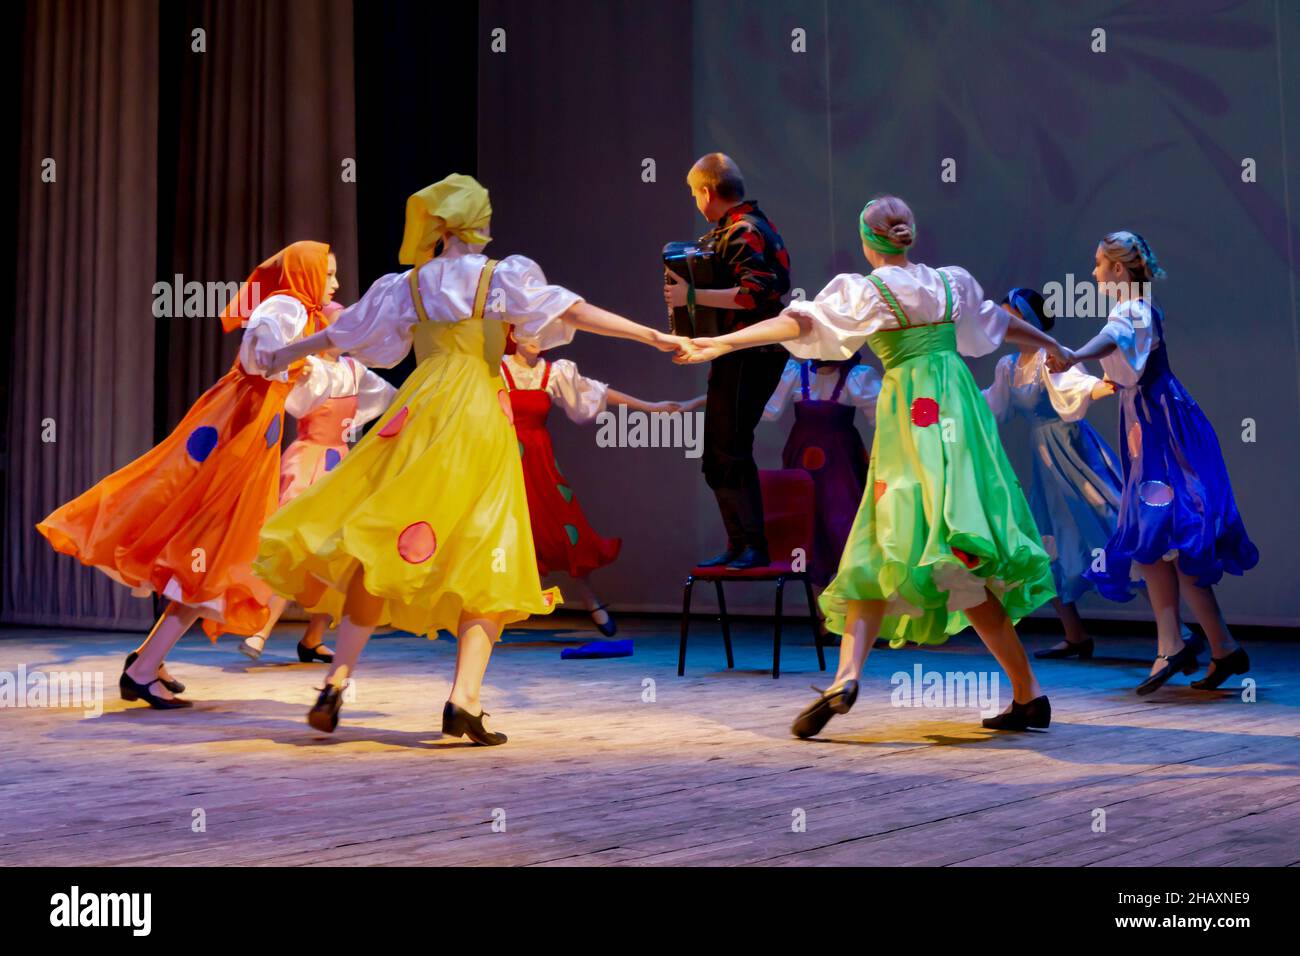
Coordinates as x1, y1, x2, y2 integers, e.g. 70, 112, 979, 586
397, 521, 437, 563
264, 414, 282, 447
557, 483, 573, 503
564, 524, 579, 546
185, 426, 219, 463
378, 406, 409, 438
324, 449, 342, 471
1139, 480, 1174, 507
801, 446, 827, 470
910, 397, 940, 427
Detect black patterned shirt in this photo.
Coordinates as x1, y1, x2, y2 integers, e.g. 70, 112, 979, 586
699, 201, 792, 329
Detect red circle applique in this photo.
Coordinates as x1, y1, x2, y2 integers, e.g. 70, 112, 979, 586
378, 406, 409, 438
397, 522, 436, 563
951, 547, 980, 570
801, 446, 827, 471
498, 389, 514, 426
873, 480, 887, 502
911, 397, 940, 427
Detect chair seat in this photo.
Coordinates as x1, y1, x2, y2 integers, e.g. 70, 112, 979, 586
690, 561, 796, 580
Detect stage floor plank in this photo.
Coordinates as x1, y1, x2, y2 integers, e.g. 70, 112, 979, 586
1, 618, 1297, 867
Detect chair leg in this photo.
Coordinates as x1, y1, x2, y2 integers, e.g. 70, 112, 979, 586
713, 579, 734, 669
678, 576, 695, 676
772, 576, 786, 679
803, 575, 826, 671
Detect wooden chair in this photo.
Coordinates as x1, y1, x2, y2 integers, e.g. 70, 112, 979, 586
678, 469, 826, 679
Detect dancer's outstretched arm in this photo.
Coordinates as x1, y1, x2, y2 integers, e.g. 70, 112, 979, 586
561, 301, 683, 351
1045, 330, 1118, 371
1003, 314, 1070, 365
673, 313, 809, 363
267, 327, 336, 373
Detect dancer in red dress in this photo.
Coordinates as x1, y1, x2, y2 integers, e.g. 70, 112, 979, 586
502, 333, 701, 653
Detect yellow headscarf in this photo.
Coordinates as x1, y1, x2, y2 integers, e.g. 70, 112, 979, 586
398, 174, 493, 267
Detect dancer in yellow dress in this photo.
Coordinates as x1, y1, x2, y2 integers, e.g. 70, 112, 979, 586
255, 175, 683, 744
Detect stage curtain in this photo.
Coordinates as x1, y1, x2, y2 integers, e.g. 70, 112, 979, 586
157, 0, 359, 432
3, 0, 359, 630
3, 0, 161, 629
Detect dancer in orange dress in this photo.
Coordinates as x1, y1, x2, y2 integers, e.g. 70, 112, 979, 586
37, 241, 342, 708
238, 301, 397, 663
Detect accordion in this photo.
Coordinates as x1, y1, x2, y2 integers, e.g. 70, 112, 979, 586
663, 240, 724, 338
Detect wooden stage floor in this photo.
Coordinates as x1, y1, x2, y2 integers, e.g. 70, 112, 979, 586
1, 617, 1296, 867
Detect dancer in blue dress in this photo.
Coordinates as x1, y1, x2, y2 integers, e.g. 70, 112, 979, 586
1054, 232, 1258, 694
982, 288, 1122, 658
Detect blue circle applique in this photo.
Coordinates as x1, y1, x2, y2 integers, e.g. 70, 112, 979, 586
186, 426, 219, 463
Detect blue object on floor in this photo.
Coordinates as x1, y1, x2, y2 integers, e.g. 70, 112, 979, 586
561, 639, 633, 659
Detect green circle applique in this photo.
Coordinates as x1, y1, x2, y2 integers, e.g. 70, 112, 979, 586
518, 439, 525, 458
557, 483, 573, 502
564, 524, 579, 546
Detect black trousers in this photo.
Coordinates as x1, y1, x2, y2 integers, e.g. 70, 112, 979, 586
702, 347, 789, 552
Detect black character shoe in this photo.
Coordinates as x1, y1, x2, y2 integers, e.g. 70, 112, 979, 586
297, 641, 334, 663
1190, 647, 1250, 690
698, 547, 742, 568
307, 683, 344, 733
1034, 638, 1094, 660
119, 671, 193, 709
124, 652, 186, 695
441, 701, 508, 746
791, 680, 859, 739
590, 603, 618, 637
981, 695, 1051, 731
1135, 643, 1200, 696
726, 547, 771, 570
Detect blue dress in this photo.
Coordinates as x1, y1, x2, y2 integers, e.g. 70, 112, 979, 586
984, 352, 1124, 604
1084, 302, 1258, 599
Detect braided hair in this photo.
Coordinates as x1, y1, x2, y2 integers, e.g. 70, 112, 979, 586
1100, 231, 1167, 282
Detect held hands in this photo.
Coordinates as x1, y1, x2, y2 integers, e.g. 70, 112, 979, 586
1044, 342, 1077, 373
673, 337, 729, 364
1090, 378, 1118, 401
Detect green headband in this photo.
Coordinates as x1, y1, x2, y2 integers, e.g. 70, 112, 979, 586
859, 200, 912, 255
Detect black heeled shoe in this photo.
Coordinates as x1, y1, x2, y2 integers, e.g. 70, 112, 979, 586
1034, 638, 1094, 660
1190, 647, 1250, 690
981, 695, 1051, 730
590, 603, 617, 637
791, 680, 859, 739
307, 684, 344, 733
1136, 643, 1200, 696
119, 670, 192, 709
441, 701, 507, 746
123, 652, 185, 695
297, 640, 334, 664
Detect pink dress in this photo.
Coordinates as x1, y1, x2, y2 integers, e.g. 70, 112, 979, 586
279, 352, 396, 505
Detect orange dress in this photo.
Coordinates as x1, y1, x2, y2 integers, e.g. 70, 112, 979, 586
36, 241, 332, 638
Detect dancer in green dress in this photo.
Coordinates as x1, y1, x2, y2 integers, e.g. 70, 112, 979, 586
678, 196, 1065, 736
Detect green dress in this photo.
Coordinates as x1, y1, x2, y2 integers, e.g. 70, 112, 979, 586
819, 270, 1055, 645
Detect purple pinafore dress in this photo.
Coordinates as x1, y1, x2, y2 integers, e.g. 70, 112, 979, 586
782, 362, 869, 587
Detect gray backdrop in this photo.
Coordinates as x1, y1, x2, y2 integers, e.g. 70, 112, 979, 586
481, 0, 1299, 625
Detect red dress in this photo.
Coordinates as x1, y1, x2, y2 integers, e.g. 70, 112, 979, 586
502, 359, 621, 577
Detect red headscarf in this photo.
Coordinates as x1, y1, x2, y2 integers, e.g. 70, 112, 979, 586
219, 240, 331, 333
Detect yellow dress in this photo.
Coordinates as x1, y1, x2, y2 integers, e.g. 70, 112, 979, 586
253, 257, 562, 636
